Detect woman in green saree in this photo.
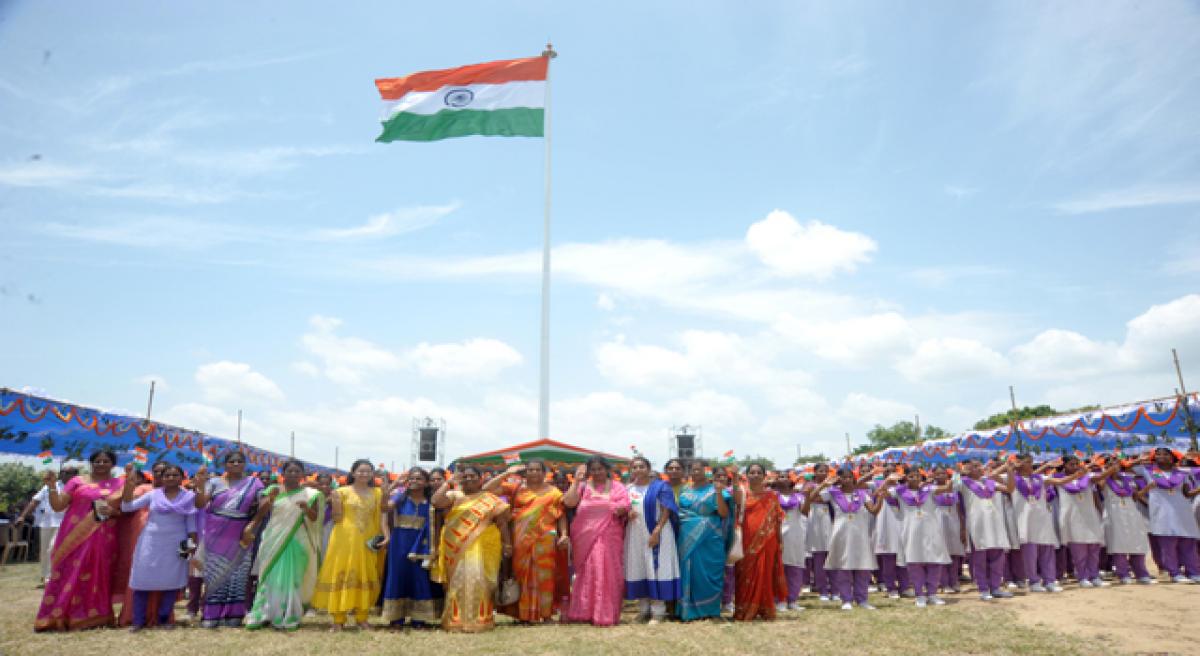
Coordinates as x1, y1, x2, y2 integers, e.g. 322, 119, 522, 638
242, 460, 324, 631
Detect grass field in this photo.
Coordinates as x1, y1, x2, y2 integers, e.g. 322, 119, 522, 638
0, 562, 1094, 656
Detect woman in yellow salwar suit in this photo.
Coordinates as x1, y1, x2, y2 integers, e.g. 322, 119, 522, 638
432, 465, 512, 632
311, 459, 384, 631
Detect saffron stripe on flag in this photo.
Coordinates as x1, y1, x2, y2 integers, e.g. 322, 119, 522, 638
376, 56, 547, 100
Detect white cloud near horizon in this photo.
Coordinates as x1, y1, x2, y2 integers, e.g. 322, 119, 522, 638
195, 361, 285, 405
745, 210, 877, 279
1054, 183, 1200, 214
0, 161, 93, 187
33, 203, 459, 249
299, 314, 523, 385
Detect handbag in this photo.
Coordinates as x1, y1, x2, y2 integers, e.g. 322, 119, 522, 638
498, 577, 521, 606
726, 486, 745, 565
495, 553, 521, 606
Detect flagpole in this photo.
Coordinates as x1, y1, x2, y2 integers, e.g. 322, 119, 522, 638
538, 42, 557, 441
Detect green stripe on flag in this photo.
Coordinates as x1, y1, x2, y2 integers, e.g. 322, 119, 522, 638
377, 107, 544, 143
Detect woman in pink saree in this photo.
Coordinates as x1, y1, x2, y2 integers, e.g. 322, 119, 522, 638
34, 449, 125, 632
564, 456, 630, 626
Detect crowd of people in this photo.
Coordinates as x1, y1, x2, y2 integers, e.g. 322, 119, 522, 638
17, 445, 1200, 634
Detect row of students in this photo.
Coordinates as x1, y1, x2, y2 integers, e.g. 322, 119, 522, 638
31, 446, 1200, 632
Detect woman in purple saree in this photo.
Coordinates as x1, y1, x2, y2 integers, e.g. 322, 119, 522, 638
192, 451, 264, 628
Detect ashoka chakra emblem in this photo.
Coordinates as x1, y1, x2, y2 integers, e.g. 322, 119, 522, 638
444, 89, 475, 108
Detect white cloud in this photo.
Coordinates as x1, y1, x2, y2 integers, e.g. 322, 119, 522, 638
1010, 294, 1200, 379
0, 161, 93, 187
1120, 294, 1200, 369
595, 337, 693, 389
596, 293, 615, 311
310, 203, 460, 240
299, 315, 521, 384
177, 145, 363, 176
356, 208, 879, 324
194, 361, 285, 405
1054, 183, 1200, 214
37, 202, 457, 249
773, 312, 913, 365
88, 182, 239, 205
838, 392, 918, 427
897, 337, 1008, 382
595, 330, 811, 391
745, 210, 877, 279
40, 216, 260, 249
408, 338, 523, 380
1011, 329, 1119, 380
291, 361, 320, 378
300, 315, 404, 385
944, 185, 979, 199
906, 265, 1008, 289
134, 374, 170, 393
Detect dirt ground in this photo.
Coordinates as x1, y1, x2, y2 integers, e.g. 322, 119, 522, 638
1005, 581, 1198, 655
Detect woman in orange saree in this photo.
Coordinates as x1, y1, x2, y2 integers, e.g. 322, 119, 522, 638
33, 450, 125, 632
733, 464, 787, 621
485, 459, 568, 623
432, 465, 512, 633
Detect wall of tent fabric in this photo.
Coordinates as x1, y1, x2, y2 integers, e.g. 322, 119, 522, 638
0, 388, 338, 475
855, 393, 1199, 466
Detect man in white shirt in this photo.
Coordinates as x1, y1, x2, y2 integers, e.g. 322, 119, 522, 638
15, 467, 77, 587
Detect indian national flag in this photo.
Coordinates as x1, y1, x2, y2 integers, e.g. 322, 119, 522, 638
133, 446, 149, 467
38, 450, 53, 465
502, 451, 521, 465
375, 56, 548, 143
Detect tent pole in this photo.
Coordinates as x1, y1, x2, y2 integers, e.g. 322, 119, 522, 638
1173, 348, 1198, 451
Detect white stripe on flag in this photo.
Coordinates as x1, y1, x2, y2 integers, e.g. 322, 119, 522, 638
381, 80, 545, 119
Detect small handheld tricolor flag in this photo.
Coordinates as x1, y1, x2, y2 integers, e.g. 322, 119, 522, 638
133, 446, 149, 469
38, 450, 53, 465
502, 452, 521, 465
721, 450, 736, 464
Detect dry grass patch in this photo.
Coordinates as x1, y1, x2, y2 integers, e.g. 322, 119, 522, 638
0, 563, 1096, 655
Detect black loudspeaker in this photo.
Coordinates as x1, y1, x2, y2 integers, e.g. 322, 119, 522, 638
418, 428, 438, 461
676, 433, 694, 459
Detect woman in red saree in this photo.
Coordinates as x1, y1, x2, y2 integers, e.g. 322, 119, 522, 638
34, 450, 125, 631
564, 456, 630, 626
484, 458, 568, 623
733, 464, 787, 621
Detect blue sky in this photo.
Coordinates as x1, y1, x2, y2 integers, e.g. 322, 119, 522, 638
2, 1, 1198, 470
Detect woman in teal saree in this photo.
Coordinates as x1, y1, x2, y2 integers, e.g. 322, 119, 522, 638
677, 461, 730, 621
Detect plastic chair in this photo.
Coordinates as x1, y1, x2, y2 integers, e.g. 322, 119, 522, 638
0, 522, 30, 569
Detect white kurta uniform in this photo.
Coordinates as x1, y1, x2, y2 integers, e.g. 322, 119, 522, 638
953, 477, 1011, 551
1055, 476, 1104, 545
891, 486, 950, 565
1100, 476, 1150, 555
821, 489, 877, 571
1011, 475, 1059, 547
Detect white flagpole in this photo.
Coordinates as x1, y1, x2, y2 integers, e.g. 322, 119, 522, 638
538, 42, 556, 441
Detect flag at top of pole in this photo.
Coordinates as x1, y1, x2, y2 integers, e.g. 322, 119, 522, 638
375, 46, 558, 442
375, 55, 549, 142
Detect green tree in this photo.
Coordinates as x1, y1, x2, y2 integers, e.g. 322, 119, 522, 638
793, 453, 829, 466
851, 421, 950, 455
972, 404, 1100, 430
0, 462, 40, 514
